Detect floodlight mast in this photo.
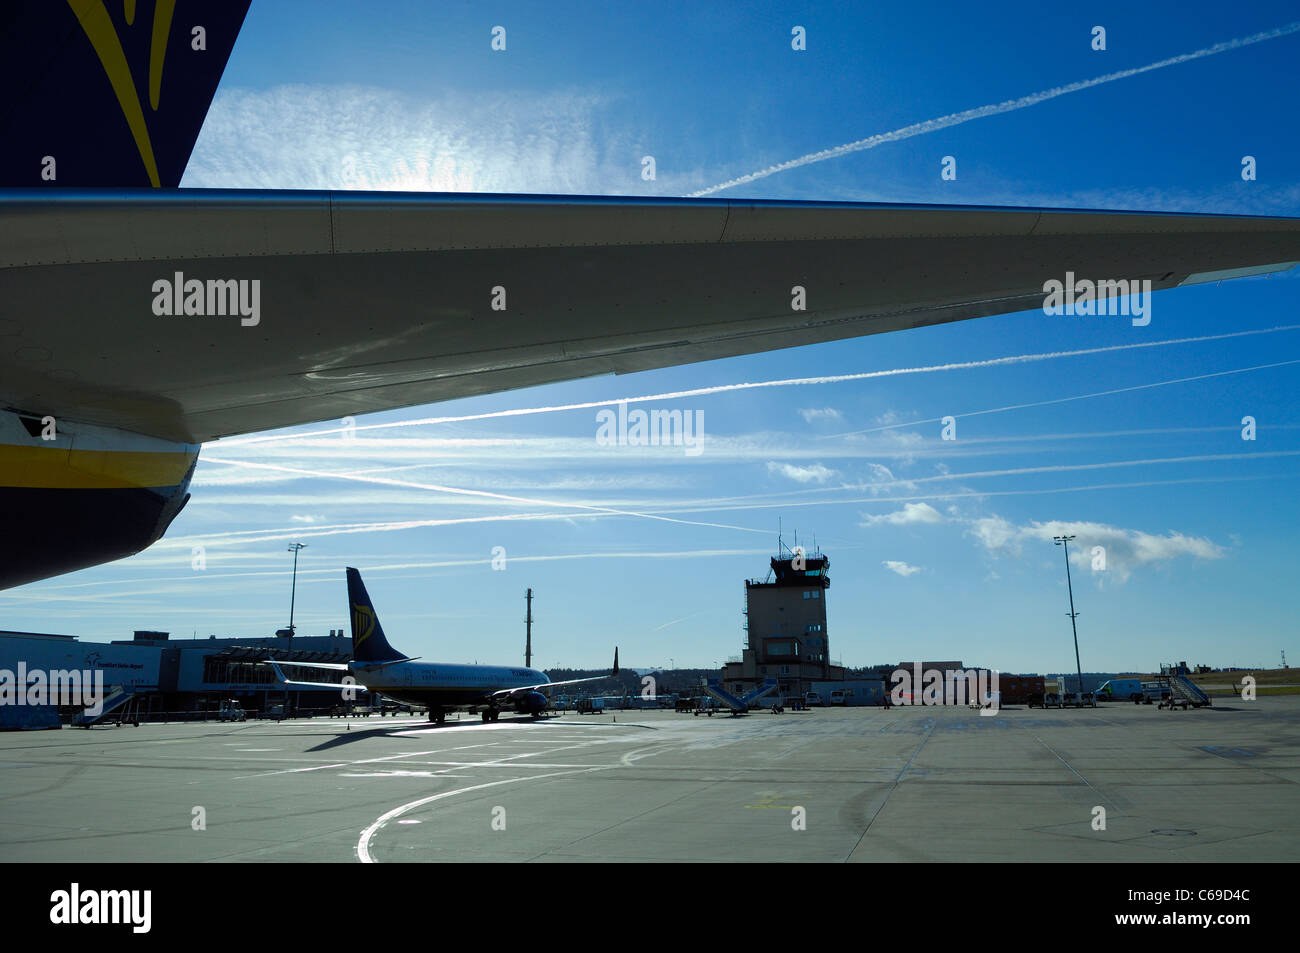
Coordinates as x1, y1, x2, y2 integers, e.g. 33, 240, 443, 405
287, 543, 307, 635
1054, 535, 1083, 695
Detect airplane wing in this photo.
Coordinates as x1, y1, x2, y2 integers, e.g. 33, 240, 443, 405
264, 659, 363, 693
264, 660, 350, 672
5, 0, 1300, 591
4, 192, 1299, 444
489, 648, 620, 700
272, 677, 369, 693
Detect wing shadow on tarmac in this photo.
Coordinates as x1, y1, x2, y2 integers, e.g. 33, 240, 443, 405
300, 715, 554, 752
295, 714, 654, 751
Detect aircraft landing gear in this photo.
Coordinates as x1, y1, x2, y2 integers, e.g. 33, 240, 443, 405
433, 710, 446, 724
481, 709, 499, 723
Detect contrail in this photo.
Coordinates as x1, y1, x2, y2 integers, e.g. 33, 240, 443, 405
184, 447, 1299, 547
12, 548, 776, 596
824, 358, 1300, 438
664, 473, 1285, 517
690, 21, 1300, 195
219, 323, 1300, 446
201, 455, 771, 537
679, 450, 1300, 508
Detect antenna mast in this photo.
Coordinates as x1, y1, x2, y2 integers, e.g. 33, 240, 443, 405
525, 588, 533, 668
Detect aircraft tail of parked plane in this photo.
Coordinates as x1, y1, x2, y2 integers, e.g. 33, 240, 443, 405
346, 567, 407, 665
267, 568, 618, 723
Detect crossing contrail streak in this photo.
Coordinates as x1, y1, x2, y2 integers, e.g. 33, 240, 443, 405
219, 323, 1300, 446
201, 455, 771, 537
690, 21, 1300, 195
824, 359, 1300, 438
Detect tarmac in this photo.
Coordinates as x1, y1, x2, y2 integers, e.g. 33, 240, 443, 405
1, 697, 1297, 862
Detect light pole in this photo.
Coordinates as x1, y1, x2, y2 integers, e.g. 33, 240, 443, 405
287, 543, 307, 635
1053, 535, 1083, 695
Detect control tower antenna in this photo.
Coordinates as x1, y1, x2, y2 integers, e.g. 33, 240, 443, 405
525, 588, 533, 668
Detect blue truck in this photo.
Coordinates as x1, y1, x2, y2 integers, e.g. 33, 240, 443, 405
1094, 677, 1169, 704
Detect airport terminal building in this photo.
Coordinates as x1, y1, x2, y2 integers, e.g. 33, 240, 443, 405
0, 628, 353, 722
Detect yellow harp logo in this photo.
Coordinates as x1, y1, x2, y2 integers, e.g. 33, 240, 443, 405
66, 0, 179, 188
352, 604, 375, 649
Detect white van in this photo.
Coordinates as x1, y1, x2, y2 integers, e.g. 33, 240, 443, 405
805, 692, 823, 707
829, 690, 847, 706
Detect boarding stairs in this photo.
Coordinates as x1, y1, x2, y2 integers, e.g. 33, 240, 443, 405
72, 685, 153, 727
703, 677, 779, 714
1161, 675, 1211, 709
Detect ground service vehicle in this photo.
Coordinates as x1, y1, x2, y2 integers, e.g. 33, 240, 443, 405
218, 700, 246, 722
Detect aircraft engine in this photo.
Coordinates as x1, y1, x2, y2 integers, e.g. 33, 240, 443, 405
515, 690, 548, 714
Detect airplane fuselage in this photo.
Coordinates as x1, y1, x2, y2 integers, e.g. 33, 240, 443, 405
352, 660, 549, 711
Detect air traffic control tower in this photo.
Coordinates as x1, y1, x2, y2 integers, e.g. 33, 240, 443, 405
722, 545, 844, 699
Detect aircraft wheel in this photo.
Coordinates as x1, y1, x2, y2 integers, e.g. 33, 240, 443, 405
481, 710, 490, 722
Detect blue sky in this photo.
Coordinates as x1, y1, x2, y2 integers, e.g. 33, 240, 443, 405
6, 0, 1299, 675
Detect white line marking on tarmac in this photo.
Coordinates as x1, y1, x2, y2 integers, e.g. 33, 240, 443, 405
620, 745, 668, 766
356, 767, 609, 863
234, 744, 495, 780
355, 730, 662, 861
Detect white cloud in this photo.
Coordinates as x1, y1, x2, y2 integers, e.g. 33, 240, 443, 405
860, 502, 943, 527
798, 407, 842, 423
186, 84, 635, 193
883, 560, 922, 577
766, 462, 837, 484
968, 515, 1019, 551
965, 516, 1224, 582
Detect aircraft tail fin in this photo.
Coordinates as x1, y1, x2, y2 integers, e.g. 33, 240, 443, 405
346, 568, 407, 664
0, 0, 252, 188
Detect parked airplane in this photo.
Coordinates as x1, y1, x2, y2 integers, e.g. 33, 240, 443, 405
4, 1, 1300, 589
267, 568, 619, 723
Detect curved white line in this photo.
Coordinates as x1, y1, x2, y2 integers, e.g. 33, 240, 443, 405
620, 744, 668, 766
355, 767, 604, 863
